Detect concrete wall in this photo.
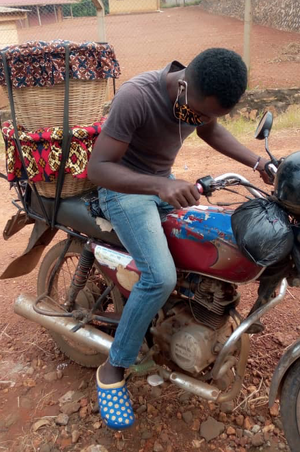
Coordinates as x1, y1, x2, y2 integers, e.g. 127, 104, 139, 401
109, 0, 160, 15
200, 0, 300, 33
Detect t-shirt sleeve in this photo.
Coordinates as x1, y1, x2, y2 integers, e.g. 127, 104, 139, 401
101, 83, 145, 143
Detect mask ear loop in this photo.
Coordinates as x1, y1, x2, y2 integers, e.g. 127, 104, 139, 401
176, 80, 189, 170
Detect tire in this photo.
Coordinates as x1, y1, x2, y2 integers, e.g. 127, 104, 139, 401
280, 358, 300, 452
37, 239, 123, 368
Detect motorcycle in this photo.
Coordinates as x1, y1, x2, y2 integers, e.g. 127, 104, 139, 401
2, 111, 300, 451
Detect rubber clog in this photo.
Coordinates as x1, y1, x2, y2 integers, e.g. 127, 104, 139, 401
96, 366, 135, 430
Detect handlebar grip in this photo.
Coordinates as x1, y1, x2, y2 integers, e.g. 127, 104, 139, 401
196, 182, 204, 194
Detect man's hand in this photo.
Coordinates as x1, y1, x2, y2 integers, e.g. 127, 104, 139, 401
257, 158, 274, 185
158, 179, 201, 209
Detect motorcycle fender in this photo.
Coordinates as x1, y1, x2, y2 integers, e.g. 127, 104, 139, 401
3, 211, 34, 240
0, 219, 57, 279
269, 338, 300, 407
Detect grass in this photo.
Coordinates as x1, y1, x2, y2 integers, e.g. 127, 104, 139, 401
186, 105, 300, 144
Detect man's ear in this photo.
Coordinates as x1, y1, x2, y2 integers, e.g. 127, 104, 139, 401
178, 79, 187, 93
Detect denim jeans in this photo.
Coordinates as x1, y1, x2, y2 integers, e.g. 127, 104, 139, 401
98, 187, 177, 368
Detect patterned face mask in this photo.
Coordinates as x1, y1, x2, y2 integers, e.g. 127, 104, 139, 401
173, 80, 206, 127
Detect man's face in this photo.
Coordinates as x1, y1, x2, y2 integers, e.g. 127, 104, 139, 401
187, 95, 231, 124
179, 81, 231, 125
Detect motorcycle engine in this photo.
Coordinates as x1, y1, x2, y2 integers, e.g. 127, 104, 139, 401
151, 277, 239, 375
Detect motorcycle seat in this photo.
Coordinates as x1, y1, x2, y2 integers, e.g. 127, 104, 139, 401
29, 189, 124, 248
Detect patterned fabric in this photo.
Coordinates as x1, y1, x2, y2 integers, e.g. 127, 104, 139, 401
0, 40, 120, 89
2, 119, 105, 182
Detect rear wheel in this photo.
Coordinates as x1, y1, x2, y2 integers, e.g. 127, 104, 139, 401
37, 239, 123, 368
280, 358, 300, 452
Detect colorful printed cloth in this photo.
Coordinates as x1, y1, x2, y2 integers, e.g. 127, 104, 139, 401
0, 40, 120, 89
2, 119, 106, 182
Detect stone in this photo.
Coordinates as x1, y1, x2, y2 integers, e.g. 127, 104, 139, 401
82, 446, 109, 452
55, 413, 69, 426
93, 421, 102, 430
20, 397, 33, 409
179, 392, 192, 403
236, 428, 243, 438
44, 371, 58, 382
227, 426, 236, 435
219, 412, 227, 422
270, 403, 279, 416
147, 403, 157, 415
60, 402, 81, 416
244, 416, 253, 430
59, 390, 84, 405
4, 413, 20, 428
141, 430, 152, 439
71, 430, 80, 443
220, 401, 234, 414
191, 418, 200, 431
200, 416, 225, 441
274, 418, 283, 430
159, 433, 169, 443
153, 441, 164, 452
251, 432, 264, 447
235, 414, 244, 427
192, 439, 204, 449
278, 443, 286, 450
252, 424, 261, 433
151, 387, 162, 398
262, 423, 275, 433
137, 404, 147, 414
39, 445, 51, 452
243, 430, 253, 438
182, 411, 193, 424
79, 406, 89, 419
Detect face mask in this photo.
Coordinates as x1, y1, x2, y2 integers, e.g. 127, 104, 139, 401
173, 80, 206, 127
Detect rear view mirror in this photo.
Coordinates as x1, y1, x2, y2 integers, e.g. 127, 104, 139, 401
255, 111, 273, 140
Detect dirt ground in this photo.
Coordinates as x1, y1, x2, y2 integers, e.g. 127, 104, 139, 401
1, 123, 300, 452
16, 6, 300, 89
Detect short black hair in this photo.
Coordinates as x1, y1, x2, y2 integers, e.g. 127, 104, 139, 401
186, 48, 248, 109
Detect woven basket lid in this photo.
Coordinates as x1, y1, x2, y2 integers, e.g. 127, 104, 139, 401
0, 40, 121, 89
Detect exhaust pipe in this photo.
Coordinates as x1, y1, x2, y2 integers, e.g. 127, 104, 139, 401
14, 294, 113, 354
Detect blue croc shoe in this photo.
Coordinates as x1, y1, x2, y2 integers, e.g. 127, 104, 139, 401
96, 366, 135, 430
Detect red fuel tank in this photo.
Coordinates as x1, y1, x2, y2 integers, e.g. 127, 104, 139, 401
162, 205, 263, 284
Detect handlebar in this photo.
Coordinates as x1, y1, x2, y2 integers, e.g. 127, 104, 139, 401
196, 173, 267, 199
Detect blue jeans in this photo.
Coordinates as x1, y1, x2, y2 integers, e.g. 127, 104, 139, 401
98, 187, 177, 368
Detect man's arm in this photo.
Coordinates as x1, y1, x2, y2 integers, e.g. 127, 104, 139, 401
197, 120, 268, 174
87, 132, 200, 209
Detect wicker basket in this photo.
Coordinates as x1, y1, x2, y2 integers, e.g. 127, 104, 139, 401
4, 78, 108, 130
31, 173, 96, 199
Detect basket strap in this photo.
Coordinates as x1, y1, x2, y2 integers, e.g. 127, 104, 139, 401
1, 51, 29, 180
1, 51, 52, 223
51, 43, 72, 228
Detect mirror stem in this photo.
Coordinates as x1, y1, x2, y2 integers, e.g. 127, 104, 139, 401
264, 135, 278, 166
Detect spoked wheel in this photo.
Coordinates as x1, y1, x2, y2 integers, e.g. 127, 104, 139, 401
37, 239, 123, 367
280, 358, 300, 452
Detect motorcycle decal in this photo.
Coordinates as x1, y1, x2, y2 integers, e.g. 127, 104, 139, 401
168, 209, 235, 244
116, 265, 140, 291
94, 244, 140, 292
94, 245, 133, 270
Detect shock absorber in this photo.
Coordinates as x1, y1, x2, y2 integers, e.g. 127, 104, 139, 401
64, 243, 95, 310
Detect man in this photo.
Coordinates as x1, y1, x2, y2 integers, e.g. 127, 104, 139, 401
88, 48, 269, 430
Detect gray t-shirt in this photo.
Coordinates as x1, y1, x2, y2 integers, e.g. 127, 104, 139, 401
102, 61, 196, 177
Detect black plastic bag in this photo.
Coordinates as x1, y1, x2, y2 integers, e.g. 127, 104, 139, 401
231, 198, 294, 266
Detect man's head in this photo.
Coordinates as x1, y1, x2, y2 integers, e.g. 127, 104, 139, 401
185, 48, 248, 111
